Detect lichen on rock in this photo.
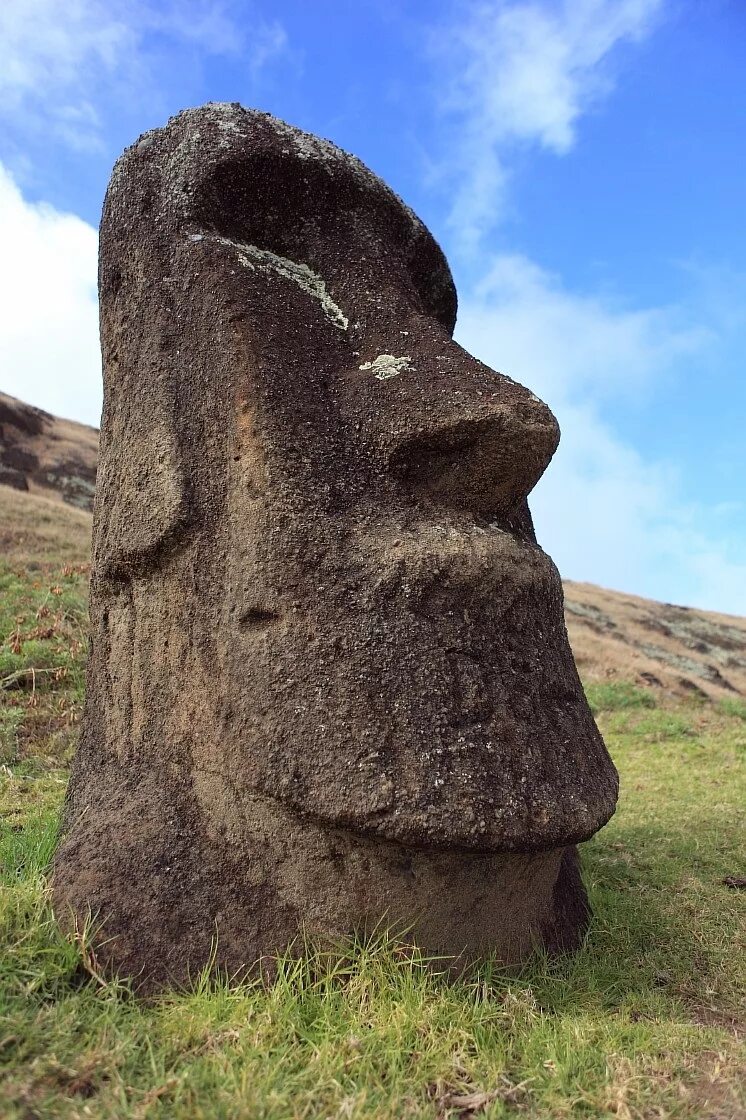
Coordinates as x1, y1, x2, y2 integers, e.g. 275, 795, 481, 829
360, 354, 412, 380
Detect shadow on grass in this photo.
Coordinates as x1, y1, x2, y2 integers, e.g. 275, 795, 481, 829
509, 820, 745, 1027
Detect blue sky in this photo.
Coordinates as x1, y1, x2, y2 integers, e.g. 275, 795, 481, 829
1, 0, 744, 613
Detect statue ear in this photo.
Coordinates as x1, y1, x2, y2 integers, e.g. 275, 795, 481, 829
94, 406, 191, 580
93, 238, 195, 581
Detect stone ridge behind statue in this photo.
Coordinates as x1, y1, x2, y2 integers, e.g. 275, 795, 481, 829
53, 103, 618, 990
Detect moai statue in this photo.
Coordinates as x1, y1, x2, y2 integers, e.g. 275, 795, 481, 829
53, 104, 618, 988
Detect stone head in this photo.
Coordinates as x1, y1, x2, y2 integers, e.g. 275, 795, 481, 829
91, 103, 617, 854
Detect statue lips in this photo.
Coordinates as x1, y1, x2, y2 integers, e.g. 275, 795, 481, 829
364, 518, 556, 613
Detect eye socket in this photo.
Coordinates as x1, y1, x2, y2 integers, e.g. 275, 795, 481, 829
192, 152, 338, 257
190, 150, 457, 333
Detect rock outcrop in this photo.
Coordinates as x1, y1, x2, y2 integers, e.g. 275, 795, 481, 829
53, 104, 618, 988
0, 391, 97, 511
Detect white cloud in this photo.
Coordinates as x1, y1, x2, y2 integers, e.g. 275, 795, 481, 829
0, 1, 130, 105
0, 1, 133, 147
433, 2, 746, 614
0, 0, 287, 149
533, 426, 746, 616
0, 162, 101, 427
435, 0, 665, 250
460, 253, 707, 404
456, 255, 746, 615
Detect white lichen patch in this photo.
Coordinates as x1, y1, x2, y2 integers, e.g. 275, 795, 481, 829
359, 354, 413, 381
201, 235, 348, 331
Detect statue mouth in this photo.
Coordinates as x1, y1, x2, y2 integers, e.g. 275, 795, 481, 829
359, 506, 557, 620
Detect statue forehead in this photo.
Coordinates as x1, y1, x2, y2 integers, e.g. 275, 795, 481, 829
105, 103, 457, 332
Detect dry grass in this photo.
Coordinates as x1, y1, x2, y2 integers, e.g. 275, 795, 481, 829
0, 484, 91, 569
565, 579, 746, 701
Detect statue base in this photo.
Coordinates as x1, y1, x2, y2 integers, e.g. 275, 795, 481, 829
53, 761, 590, 991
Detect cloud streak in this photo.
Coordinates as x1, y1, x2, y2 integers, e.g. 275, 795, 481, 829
456, 254, 746, 614
427, 3, 746, 613
0, 0, 287, 150
460, 253, 707, 404
435, 0, 664, 252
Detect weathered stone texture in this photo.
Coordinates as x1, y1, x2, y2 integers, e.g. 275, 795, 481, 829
53, 104, 618, 988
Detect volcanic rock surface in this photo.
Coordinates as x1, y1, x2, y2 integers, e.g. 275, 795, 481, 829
53, 103, 621, 987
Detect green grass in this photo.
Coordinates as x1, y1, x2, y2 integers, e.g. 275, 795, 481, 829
718, 696, 746, 722
0, 562, 87, 784
584, 680, 657, 715
1, 560, 745, 1118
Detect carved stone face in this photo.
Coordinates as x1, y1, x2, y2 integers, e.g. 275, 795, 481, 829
91, 103, 617, 855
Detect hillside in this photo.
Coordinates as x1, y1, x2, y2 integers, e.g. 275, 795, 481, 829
564, 581, 746, 701
1, 390, 744, 702
0, 391, 98, 512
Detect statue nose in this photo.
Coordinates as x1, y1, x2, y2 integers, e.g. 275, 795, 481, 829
389, 394, 559, 516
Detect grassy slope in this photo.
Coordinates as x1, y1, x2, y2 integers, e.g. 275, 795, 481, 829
0, 545, 744, 1116
0, 485, 93, 569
